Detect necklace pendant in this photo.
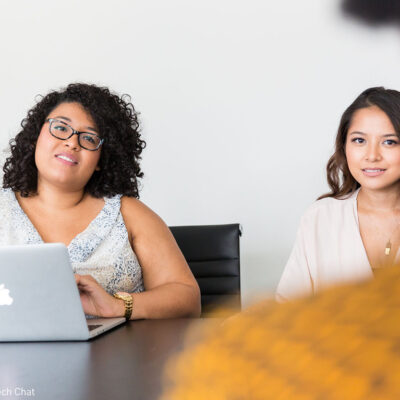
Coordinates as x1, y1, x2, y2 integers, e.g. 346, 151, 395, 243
385, 240, 392, 256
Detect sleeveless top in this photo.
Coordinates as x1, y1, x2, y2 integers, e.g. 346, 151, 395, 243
0, 188, 144, 295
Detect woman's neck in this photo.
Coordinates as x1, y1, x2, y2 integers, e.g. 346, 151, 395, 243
31, 182, 87, 211
358, 185, 400, 213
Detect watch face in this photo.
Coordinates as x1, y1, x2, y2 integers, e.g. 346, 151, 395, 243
117, 292, 131, 301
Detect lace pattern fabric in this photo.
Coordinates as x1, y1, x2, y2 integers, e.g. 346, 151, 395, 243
0, 188, 144, 294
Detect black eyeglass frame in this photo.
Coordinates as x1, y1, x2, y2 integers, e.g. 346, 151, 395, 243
46, 118, 104, 151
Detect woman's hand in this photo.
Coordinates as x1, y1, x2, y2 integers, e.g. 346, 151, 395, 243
74, 274, 125, 318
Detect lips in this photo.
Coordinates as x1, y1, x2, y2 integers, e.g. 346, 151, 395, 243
361, 168, 386, 177
55, 153, 79, 165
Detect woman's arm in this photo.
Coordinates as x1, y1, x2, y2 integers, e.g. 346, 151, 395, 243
275, 215, 314, 302
121, 196, 201, 319
75, 197, 201, 319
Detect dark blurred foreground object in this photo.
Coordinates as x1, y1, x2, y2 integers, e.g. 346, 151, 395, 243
342, 0, 400, 26
161, 267, 400, 400
170, 224, 241, 317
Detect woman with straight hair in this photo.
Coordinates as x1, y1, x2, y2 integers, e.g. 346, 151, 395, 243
276, 87, 400, 301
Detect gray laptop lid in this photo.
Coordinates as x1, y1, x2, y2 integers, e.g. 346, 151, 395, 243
0, 243, 90, 341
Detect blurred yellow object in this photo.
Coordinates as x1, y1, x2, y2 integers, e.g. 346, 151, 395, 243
161, 267, 400, 400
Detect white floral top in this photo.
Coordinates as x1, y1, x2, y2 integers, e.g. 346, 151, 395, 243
0, 188, 144, 294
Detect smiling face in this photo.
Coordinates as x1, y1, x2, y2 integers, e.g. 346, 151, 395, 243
345, 106, 400, 192
35, 102, 102, 192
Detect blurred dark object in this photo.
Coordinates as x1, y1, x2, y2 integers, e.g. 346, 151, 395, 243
342, 0, 400, 26
170, 224, 241, 317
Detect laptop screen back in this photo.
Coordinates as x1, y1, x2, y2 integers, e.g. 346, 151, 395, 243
0, 243, 89, 341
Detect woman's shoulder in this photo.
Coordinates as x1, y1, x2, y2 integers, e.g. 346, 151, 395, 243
301, 190, 358, 222
0, 187, 13, 195
0, 188, 17, 218
0, 188, 14, 203
120, 196, 169, 235
120, 196, 159, 219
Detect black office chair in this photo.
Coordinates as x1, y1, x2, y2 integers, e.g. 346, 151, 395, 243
169, 224, 242, 317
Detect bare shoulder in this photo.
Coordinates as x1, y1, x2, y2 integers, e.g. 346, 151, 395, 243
120, 196, 170, 238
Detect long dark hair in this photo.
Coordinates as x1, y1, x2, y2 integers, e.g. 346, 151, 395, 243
319, 87, 400, 200
3, 83, 146, 198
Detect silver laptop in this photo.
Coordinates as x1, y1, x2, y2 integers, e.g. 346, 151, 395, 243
0, 243, 125, 341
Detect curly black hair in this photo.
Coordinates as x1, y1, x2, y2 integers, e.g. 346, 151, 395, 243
3, 83, 146, 198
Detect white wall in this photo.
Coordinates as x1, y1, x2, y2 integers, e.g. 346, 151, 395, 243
1, 0, 400, 306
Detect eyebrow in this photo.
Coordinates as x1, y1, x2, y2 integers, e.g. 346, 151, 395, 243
53, 116, 98, 133
349, 131, 398, 138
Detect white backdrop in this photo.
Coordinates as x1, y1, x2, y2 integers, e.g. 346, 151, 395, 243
1, 0, 400, 306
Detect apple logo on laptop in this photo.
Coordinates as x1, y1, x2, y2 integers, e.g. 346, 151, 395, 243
0, 284, 13, 305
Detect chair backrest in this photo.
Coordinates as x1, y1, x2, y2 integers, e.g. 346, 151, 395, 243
169, 224, 241, 317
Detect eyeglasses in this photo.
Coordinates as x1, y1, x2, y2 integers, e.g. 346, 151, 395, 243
46, 118, 104, 151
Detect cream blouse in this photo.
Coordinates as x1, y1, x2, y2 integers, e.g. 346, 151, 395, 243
276, 189, 375, 301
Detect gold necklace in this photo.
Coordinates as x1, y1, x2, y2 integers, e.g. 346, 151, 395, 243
380, 223, 400, 256
357, 197, 400, 257
385, 227, 400, 256
383, 217, 400, 256
385, 240, 392, 256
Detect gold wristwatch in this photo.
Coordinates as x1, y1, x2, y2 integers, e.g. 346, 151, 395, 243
113, 292, 133, 320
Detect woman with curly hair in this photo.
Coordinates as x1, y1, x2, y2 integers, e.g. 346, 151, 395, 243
1, 83, 201, 319
276, 87, 400, 301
